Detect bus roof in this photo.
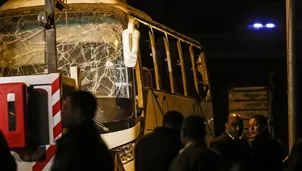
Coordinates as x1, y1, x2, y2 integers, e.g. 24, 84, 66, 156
0, 0, 202, 48
115, 3, 202, 47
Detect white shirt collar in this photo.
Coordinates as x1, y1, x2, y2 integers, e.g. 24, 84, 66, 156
226, 131, 243, 140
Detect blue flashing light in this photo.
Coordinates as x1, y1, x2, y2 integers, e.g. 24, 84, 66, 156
253, 23, 263, 29
249, 22, 276, 30
266, 23, 275, 28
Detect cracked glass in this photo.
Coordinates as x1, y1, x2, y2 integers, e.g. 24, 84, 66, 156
0, 9, 134, 128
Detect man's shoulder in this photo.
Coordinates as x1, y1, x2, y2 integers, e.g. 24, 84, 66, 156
204, 147, 224, 163
210, 133, 228, 145
136, 128, 182, 152
138, 131, 156, 141
185, 146, 224, 166
197, 146, 221, 156
135, 132, 155, 149
267, 138, 284, 154
269, 138, 282, 147
137, 128, 177, 143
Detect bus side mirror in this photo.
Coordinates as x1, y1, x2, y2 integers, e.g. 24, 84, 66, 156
122, 19, 140, 68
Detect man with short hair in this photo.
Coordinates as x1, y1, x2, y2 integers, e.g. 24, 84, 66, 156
248, 114, 285, 171
169, 115, 224, 171
135, 111, 184, 171
209, 113, 251, 171
51, 90, 113, 171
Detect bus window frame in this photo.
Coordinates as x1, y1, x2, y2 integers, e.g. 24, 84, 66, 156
135, 45, 144, 109
199, 52, 209, 86
126, 17, 144, 110
149, 28, 161, 90
163, 34, 175, 93
189, 46, 199, 94
196, 51, 211, 100
134, 15, 208, 98
177, 40, 188, 96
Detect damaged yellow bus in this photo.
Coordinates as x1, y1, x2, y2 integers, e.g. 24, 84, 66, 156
0, 0, 214, 170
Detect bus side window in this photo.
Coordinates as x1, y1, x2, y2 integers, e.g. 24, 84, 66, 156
139, 24, 155, 88
181, 43, 196, 97
153, 30, 170, 92
194, 48, 205, 84
169, 37, 184, 95
193, 48, 208, 98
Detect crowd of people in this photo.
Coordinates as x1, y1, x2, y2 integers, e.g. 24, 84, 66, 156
135, 112, 302, 171
0, 90, 301, 171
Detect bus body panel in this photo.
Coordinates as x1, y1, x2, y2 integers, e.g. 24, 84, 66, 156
143, 89, 214, 142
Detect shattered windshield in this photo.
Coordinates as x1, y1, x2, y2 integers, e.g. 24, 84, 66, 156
0, 9, 132, 98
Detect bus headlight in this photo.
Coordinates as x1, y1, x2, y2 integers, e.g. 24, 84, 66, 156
116, 142, 135, 164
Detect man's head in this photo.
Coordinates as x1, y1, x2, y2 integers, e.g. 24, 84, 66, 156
62, 90, 97, 128
180, 115, 205, 144
163, 111, 184, 130
248, 114, 268, 138
225, 113, 243, 138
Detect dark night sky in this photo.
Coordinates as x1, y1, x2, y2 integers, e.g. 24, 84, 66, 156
128, 0, 286, 34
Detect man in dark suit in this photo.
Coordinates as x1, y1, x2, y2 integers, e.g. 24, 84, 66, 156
51, 90, 113, 171
248, 114, 285, 171
135, 111, 184, 171
169, 115, 224, 171
209, 113, 251, 171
